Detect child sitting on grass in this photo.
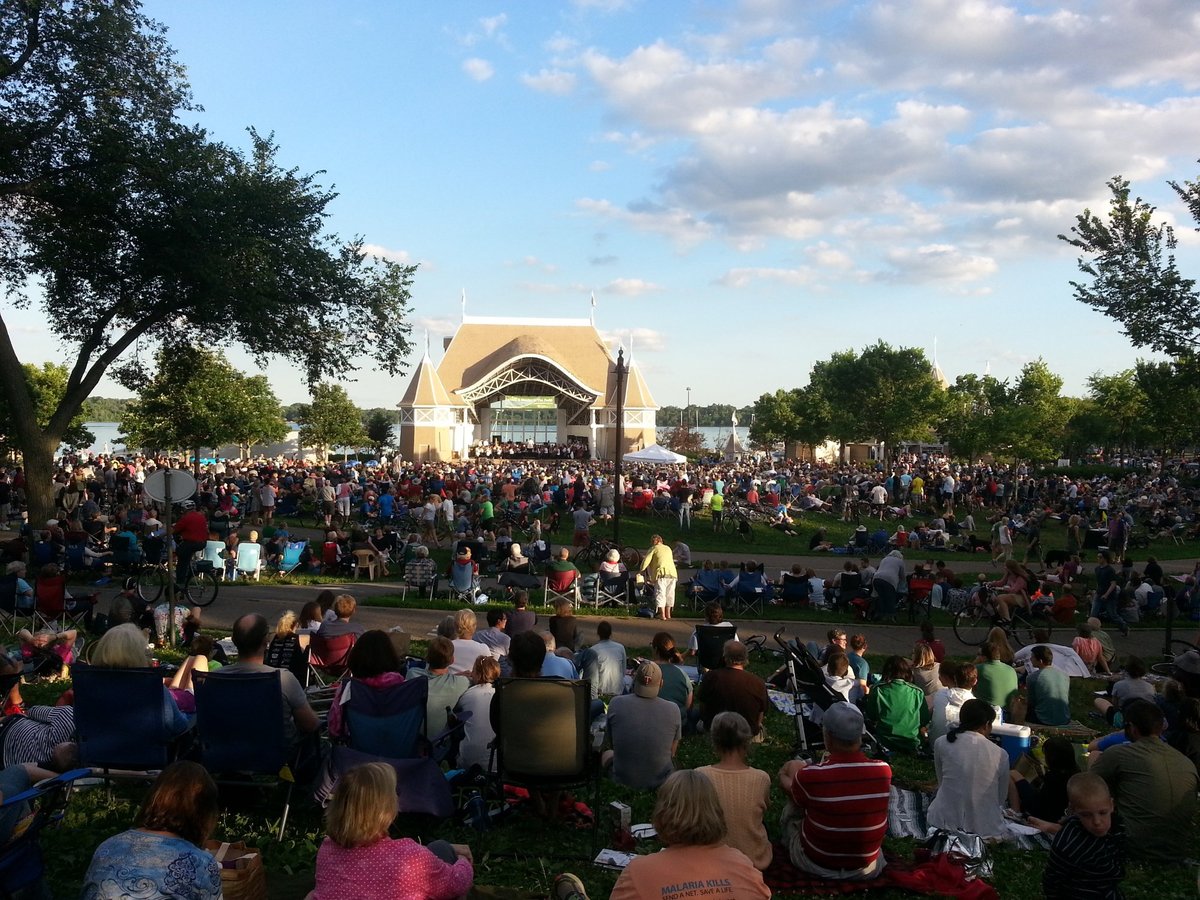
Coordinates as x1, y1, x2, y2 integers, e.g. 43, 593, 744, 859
1034, 773, 1125, 899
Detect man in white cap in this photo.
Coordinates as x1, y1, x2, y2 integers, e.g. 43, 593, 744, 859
777, 701, 891, 880
603, 661, 680, 791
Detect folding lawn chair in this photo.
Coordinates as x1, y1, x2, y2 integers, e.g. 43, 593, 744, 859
72, 665, 179, 778
33, 576, 93, 632
0, 767, 93, 897
278, 541, 307, 576
233, 542, 262, 581
193, 670, 296, 839
489, 677, 598, 853
307, 631, 357, 688
544, 569, 581, 606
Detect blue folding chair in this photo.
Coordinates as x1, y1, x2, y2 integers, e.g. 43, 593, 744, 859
194, 670, 295, 840
278, 541, 306, 576
0, 767, 92, 897
325, 676, 467, 818
72, 665, 178, 777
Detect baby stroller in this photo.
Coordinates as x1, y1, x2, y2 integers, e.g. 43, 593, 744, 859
771, 628, 884, 761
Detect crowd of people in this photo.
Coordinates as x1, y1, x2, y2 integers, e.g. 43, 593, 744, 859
1, 449, 1199, 896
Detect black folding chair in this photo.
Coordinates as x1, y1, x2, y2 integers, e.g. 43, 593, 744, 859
194, 670, 296, 840
72, 665, 180, 779
490, 677, 598, 855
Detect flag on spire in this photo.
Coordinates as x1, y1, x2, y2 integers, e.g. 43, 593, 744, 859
590, 291, 596, 324
461, 288, 466, 319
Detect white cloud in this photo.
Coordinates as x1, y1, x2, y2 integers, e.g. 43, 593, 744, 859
521, 68, 577, 95
513, 255, 558, 273
588, 160, 612, 172
462, 58, 494, 82
600, 327, 666, 352
479, 13, 507, 37
602, 277, 663, 296
881, 244, 998, 286
359, 243, 413, 264
714, 266, 815, 288
515, 281, 589, 295
413, 317, 457, 338
577, 197, 714, 249
573, 0, 633, 11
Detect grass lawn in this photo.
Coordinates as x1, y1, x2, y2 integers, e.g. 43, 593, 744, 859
31, 635, 1200, 899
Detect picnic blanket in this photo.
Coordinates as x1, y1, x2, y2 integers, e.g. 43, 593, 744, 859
763, 844, 998, 898
887, 786, 1052, 851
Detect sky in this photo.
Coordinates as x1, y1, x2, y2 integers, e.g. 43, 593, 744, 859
10, 0, 1200, 411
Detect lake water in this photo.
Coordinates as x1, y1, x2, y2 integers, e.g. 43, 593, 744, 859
74, 423, 749, 457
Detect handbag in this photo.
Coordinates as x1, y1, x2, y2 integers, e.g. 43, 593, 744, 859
204, 840, 267, 900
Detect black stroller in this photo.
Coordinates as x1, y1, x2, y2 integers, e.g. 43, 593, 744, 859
771, 628, 886, 761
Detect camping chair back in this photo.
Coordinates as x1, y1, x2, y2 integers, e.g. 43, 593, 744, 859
193, 670, 295, 840
694, 624, 734, 672
546, 568, 578, 594
779, 573, 810, 605
33, 576, 67, 619
308, 631, 357, 686
322, 542, 340, 569
493, 677, 591, 786
235, 542, 262, 577
0, 767, 92, 895
72, 665, 174, 771
0, 574, 19, 614
448, 561, 475, 592
64, 543, 86, 573
203, 541, 225, 571
194, 670, 288, 775
142, 536, 165, 565
280, 541, 306, 574
342, 677, 429, 759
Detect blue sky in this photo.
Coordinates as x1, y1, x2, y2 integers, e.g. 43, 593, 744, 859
12, 0, 1200, 410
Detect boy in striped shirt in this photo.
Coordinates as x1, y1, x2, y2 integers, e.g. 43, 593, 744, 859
777, 701, 891, 880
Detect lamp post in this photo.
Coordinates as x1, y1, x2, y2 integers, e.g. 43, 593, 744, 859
686, 387, 692, 429
613, 348, 627, 547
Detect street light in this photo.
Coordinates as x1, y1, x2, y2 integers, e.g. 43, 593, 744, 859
686, 386, 691, 429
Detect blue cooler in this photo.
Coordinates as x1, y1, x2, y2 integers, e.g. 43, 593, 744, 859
993, 723, 1032, 765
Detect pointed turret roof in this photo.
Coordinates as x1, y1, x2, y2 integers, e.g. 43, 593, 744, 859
623, 355, 656, 409
399, 350, 463, 408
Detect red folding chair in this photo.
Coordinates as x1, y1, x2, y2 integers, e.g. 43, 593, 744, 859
307, 631, 357, 687
34, 576, 93, 632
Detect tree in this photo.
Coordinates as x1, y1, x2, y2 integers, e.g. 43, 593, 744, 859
939, 374, 1010, 463
298, 384, 365, 461
1086, 370, 1149, 462
1060, 170, 1200, 354
659, 424, 705, 457
1004, 360, 1068, 463
0, 2, 414, 523
364, 410, 396, 457
808, 343, 944, 455
0, 363, 93, 459
119, 347, 287, 466
1133, 356, 1200, 457
749, 387, 832, 449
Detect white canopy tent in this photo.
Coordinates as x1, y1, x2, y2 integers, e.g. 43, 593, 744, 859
622, 444, 687, 464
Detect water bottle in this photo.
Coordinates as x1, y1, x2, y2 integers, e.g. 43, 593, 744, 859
466, 791, 489, 831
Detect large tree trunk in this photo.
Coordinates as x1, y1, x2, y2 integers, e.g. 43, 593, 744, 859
22, 433, 60, 530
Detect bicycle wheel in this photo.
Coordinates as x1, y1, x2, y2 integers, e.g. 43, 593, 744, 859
185, 571, 220, 608
137, 566, 166, 604
620, 546, 643, 570
1011, 612, 1053, 648
737, 519, 755, 543
721, 514, 737, 535
953, 603, 991, 646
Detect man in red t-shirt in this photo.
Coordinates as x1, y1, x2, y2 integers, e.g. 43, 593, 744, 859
172, 500, 209, 587
777, 702, 891, 880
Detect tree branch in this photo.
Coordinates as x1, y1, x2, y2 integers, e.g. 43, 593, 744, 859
48, 316, 158, 437
0, 2, 41, 82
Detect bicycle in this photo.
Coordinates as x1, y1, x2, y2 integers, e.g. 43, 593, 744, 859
953, 583, 1053, 648
720, 507, 756, 542
574, 538, 643, 572
136, 556, 221, 608
1149, 639, 1200, 679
